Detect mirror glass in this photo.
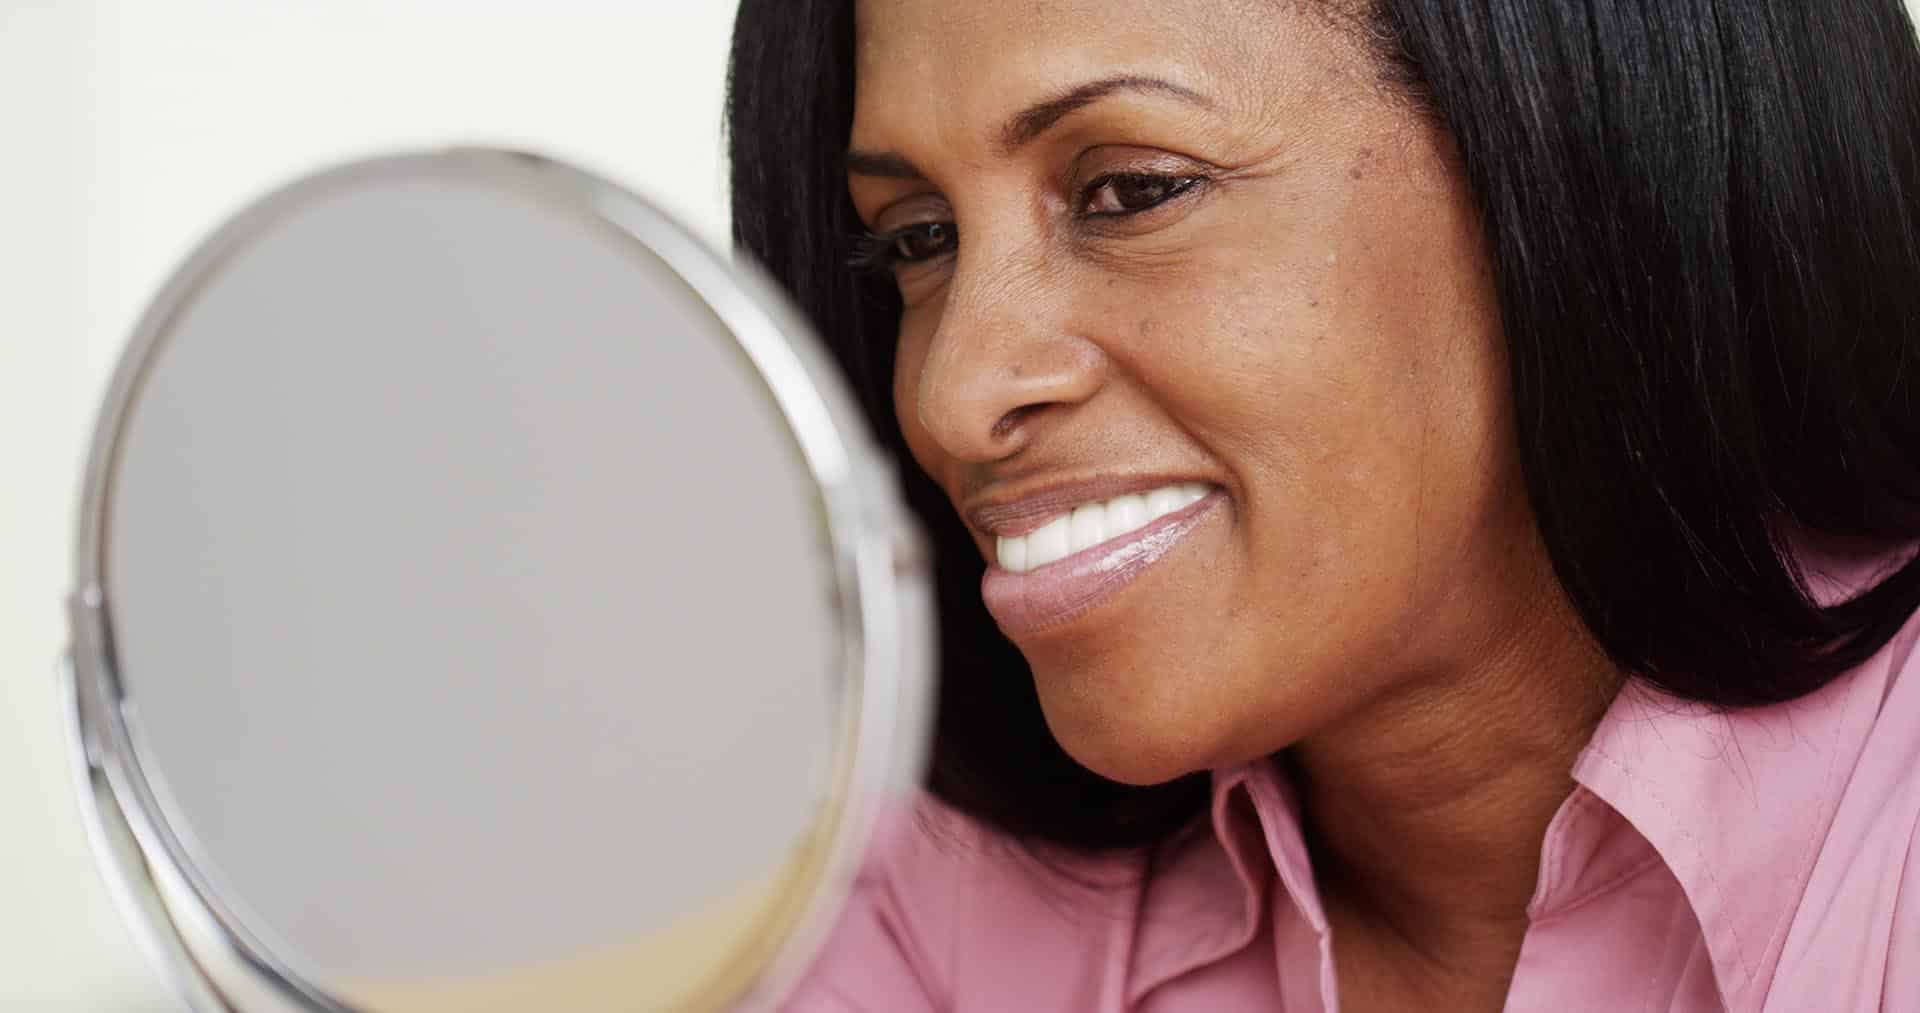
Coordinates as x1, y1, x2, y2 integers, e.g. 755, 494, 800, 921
69, 153, 928, 1011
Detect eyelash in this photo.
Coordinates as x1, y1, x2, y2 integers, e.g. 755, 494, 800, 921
848, 172, 1208, 276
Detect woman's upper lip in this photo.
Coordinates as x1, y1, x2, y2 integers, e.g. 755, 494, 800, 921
964, 475, 1217, 537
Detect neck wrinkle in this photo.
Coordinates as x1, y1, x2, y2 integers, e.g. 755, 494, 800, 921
1288, 585, 1625, 975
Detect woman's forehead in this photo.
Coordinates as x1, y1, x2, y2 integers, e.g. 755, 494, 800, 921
850, 0, 1349, 153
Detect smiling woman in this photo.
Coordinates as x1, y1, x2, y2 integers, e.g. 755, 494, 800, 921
842, 2, 1536, 798
727, 1, 1920, 1010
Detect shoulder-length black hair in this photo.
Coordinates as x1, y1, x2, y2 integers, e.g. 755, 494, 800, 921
725, 0, 1920, 852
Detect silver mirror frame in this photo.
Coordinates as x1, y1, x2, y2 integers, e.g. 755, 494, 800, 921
61, 148, 934, 1012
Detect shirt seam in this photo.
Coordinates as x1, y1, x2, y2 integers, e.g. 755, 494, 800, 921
1580, 745, 1761, 992
1532, 788, 1598, 913
1525, 848, 1665, 927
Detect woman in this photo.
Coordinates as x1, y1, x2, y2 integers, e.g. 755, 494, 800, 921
727, 1, 1920, 1009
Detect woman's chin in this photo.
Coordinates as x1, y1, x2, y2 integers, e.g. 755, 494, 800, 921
1028, 653, 1328, 787
1060, 739, 1199, 788
1032, 682, 1225, 788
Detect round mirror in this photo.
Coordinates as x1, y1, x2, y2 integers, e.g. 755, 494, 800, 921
62, 149, 933, 1012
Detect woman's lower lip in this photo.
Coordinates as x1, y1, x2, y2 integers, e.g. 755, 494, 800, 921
980, 490, 1224, 637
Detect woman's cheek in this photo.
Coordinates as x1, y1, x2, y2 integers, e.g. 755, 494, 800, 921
891, 322, 939, 472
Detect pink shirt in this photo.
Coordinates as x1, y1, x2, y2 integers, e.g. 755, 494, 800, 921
786, 598, 1920, 1011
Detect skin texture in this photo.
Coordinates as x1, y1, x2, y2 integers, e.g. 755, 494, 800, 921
847, 2, 1625, 1007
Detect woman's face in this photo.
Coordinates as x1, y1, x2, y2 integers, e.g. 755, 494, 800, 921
848, 0, 1544, 785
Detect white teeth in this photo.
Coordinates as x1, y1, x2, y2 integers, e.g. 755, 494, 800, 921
1109, 493, 1148, 535
996, 533, 1027, 573
995, 483, 1213, 573
1069, 504, 1107, 554
1146, 487, 1184, 517
1026, 515, 1070, 568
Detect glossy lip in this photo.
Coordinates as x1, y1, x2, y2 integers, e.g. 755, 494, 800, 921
981, 488, 1224, 636
966, 475, 1215, 537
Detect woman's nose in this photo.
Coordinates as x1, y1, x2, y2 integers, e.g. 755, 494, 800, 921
910, 254, 1106, 464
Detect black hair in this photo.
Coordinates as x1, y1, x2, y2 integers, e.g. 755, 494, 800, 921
725, 0, 1920, 852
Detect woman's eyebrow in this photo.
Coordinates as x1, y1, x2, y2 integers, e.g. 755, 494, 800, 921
845, 150, 924, 179
998, 74, 1213, 153
845, 74, 1213, 180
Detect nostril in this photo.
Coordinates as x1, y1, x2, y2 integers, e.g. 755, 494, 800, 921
992, 404, 1042, 442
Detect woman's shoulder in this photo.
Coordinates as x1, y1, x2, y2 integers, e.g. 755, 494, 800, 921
1761, 597, 1920, 1006
849, 791, 995, 915
786, 792, 1148, 1010
854, 789, 1146, 921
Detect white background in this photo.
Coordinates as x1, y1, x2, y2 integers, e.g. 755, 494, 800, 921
1, 3, 740, 1008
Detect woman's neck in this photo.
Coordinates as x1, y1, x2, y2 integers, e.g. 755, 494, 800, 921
1289, 594, 1625, 1001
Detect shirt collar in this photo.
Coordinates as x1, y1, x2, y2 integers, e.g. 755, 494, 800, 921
1571, 543, 1917, 1006
1570, 635, 1899, 1007
1120, 761, 1288, 1003
1126, 757, 1334, 1004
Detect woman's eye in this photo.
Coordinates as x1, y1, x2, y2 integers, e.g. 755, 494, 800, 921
857, 220, 957, 270
1081, 173, 1204, 217
893, 221, 957, 262
849, 220, 958, 277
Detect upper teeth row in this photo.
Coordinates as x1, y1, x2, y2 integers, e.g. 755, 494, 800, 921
996, 482, 1210, 573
